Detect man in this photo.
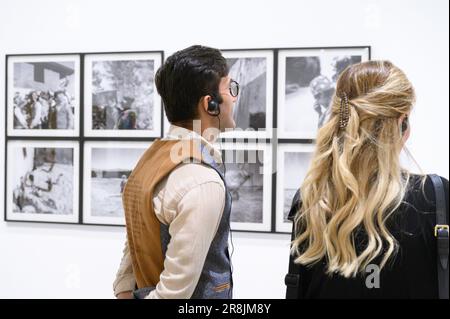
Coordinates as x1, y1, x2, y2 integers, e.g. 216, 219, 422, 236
54, 91, 74, 129
13, 93, 28, 129
115, 97, 137, 130
113, 45, 239, 299
309, 75, 335, 128
26, 91, 43, 129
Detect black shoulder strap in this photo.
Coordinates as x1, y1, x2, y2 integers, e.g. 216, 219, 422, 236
429, 174, 449, 299
285, 221, 302, 299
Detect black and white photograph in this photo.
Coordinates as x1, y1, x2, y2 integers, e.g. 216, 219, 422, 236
278, 47, 370, 139
83, 141, 149, 225
84, 52, 163, 138
7, 54, 80, 137
220, 50, 274, 139
220, 142, 272, 231
5, 140, 79, 223
276, 144, 314, 232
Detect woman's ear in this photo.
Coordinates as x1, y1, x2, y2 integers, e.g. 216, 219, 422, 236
398, 114, 408, 136
398, 114, 410, 144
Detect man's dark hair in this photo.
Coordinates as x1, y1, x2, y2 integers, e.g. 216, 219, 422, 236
155, 45, 228, 123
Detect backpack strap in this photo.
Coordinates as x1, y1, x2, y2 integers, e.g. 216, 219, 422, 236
285, 221, 302, 299
285, 190, 302, 299
429, 174, 449, 299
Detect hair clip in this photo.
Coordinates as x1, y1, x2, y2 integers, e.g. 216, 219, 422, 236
339, 92, 350, 129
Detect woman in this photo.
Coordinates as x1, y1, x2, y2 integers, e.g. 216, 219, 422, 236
287, 60, 448, 298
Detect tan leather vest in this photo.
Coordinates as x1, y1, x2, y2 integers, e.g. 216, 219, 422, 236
122, 138, 205, 288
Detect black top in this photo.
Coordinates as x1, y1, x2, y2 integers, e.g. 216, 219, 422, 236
288, 174, 449, 299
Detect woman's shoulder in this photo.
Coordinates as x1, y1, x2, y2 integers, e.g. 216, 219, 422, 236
288, 189, 302, 221
396, 174, 449, 236
405, 174, 449, 210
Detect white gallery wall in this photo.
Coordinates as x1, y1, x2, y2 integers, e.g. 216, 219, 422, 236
0, 0, 448, 298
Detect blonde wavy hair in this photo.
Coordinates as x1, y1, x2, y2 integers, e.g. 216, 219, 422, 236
291, 60, 416, 278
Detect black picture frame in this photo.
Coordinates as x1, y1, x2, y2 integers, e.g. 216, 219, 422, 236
276, 46, 371, 141
6, 53, 82, 137
4, 50, 164, 226
4, 46, 371, 233
219, 48, 275, 140
4, 139, 80, 224
273, 45, 371, 234
219, 140, 273, 232
82, 140, 151, 226
83, 51, 164, 139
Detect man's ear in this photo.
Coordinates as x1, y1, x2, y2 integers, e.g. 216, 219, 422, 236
198, 95, 211, 114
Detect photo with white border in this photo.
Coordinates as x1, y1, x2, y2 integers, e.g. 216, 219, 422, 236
218, 141, 272, 232
84, 52, 162, 138
7, 54, 80, 137
278, 47, 369, 139
276, 143, 314, 232
220, 50, 274, 139
6, 140, 79, 223
83, 141, 150, 225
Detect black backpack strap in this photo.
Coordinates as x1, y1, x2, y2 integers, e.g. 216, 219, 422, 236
285, 221, 302, 299
429, 174, 449, 299
285, 191, 302, 299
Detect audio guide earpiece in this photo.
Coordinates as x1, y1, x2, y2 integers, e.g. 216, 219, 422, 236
207, 94, 221, 116
401, 116, 409, 136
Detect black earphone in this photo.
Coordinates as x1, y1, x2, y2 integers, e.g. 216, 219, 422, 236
401, 116, 409, 136
207, 93, 221, 116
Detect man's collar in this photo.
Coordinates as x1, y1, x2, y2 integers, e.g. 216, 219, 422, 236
164, 125, 222, 164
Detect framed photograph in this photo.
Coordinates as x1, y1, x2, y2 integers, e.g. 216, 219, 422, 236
6, 54, 80, 137
83, 141, 150, 225
220, 50, 274, 139
84, 52, 163, 138
277, 47, 370, 139
276, 143, 314, 232
5, 140, 80, 223
219, 142, 272, 232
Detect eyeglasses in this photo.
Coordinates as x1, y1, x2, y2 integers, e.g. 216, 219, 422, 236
228, 79, 240, 97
